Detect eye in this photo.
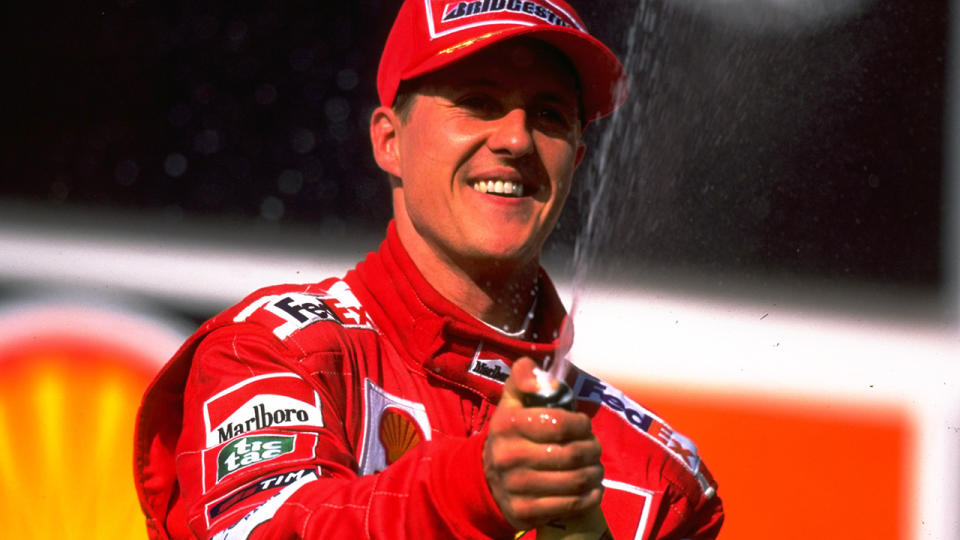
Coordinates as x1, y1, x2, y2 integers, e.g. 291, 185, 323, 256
457, 93, 502, 118
535, 105, 574, 131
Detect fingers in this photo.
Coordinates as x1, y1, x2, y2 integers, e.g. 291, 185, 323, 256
498, 463, 605, 496
487, 437, 602, 472
495, 487, 605, 529
488, 407, 594, 444
484, 356, 605, 529
501, 357, 542, 407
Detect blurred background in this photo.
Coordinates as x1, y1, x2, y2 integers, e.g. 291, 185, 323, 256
0, 0, 957, 538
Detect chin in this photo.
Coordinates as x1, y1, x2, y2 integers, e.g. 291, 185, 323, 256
464, 238, 541, 270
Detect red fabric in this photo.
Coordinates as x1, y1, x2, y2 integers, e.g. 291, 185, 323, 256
377, 0, 626, 122
133, 222, 723, 539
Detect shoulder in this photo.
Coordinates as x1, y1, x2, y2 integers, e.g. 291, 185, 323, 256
571, 371, 719, 503
180, 279, 380, 399
219, 279, 376, 343
151, 278, 376, 410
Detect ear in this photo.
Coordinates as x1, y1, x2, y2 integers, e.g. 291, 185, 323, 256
370, 105, 403, 179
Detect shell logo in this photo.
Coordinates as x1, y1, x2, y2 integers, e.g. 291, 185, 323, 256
378, 407, 424, 465
0, 298, 189, 540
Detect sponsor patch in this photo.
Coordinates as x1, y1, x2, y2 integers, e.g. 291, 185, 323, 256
357, 380, 432, 475
378, 408, 425, 466
205, 468, 317, 527
572, 374, 701, 473
217, 435, 295, 481
234, 281, 373, 339
211, 470, 318, 540
573, 374, 717, 498
467, 343, 511, 384
426, 0, 585, 40
203, 374, 323, 447
202, 433, 318, 491
469, 357, 510, 384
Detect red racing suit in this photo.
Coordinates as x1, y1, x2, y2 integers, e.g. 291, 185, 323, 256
134, 222, 723, 539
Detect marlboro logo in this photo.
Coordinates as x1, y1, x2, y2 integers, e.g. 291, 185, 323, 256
469, 357, 510, 383
215, 402, 314, 444
204, 374, 323, 447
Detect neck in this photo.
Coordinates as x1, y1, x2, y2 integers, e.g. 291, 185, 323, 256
395, 225, 541, 334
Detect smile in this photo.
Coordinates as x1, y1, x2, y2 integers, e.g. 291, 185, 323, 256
470, 179, 525, 197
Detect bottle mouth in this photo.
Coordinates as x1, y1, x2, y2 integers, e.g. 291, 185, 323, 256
521, 378, 576, 411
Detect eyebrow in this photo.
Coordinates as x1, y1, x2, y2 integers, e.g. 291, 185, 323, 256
456, 79, 576, 104
454, 78, 500, 90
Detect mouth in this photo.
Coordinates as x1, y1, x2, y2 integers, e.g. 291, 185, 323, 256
469, 179, 527, 198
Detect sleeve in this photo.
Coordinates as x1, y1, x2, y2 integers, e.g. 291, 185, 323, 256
677, 491, 724, 540
174, 324, 515, 540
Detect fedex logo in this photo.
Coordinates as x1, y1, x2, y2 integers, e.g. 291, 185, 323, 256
234, 281, 373, 339
573, 374, 702, 474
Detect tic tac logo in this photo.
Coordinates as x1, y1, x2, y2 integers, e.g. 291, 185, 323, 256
233, 281, 373, 340
204, 374, 323, 447
426, 0, 585, 39
217, 435, 294, 481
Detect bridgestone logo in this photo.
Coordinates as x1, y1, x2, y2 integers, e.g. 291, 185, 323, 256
217, 435, 294, 480
442, 0, 577, 28
217, 404, 311, 444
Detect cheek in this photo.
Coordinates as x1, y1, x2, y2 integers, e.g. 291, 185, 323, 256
542, 140, 580, 190
402, 121, 475, 179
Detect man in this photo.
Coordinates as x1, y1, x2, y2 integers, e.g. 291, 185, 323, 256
134, 1, 723, 538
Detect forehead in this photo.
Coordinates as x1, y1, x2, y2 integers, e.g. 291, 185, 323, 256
419, 38, 581, 100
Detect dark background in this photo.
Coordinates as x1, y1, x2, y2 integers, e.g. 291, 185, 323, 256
0, 0, 950, 297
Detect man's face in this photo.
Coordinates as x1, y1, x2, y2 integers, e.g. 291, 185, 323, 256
385, 39, 585, 274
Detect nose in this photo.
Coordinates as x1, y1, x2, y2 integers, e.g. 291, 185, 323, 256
486, 108, 534, 158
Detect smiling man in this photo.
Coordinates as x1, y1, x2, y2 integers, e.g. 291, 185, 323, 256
134, 1, 723, 539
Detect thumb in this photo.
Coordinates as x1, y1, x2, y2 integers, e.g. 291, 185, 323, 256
501, 357, 546, 409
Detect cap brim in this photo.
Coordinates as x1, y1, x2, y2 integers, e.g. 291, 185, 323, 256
396, 25, 627, 122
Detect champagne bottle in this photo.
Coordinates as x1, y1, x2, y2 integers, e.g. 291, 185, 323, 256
522, 369, 611, 540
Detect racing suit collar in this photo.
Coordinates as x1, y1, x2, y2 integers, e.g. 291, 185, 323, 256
349, 221, 570, 403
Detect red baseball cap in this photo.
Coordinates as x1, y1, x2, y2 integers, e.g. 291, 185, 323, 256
377, 0, 627, 122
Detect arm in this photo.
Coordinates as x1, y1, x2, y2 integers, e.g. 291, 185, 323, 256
174, 324, 515, 539
675, 491, 724, 540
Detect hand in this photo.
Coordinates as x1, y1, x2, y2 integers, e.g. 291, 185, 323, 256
483, 357, 604, 530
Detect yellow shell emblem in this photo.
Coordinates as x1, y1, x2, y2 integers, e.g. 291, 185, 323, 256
378, 408, 424, 465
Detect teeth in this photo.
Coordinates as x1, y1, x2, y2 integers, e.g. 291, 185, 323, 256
471, 180, 524, 197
